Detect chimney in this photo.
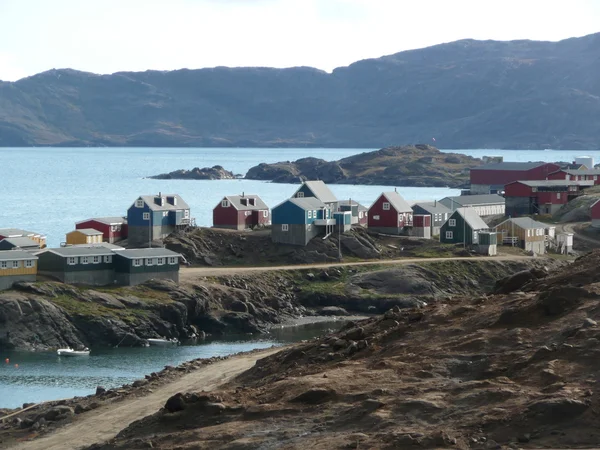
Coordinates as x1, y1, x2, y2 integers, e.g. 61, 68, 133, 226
395, 188, 397, 193
242, 192, 245, 198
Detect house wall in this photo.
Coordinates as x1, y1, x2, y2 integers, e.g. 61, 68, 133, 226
115, 271, 179, 286
0, 274, 36, 290
66, 231, 98, 245
271, 223, 315, 246
252, 209, 270, 227
213, 203, 240, 229
591, 202, 600, 228
0, 261, 37, 276
525, 240, 546, 255
368, 195, 402, 229
77, 221, 126, 243
440, 213, 476, 245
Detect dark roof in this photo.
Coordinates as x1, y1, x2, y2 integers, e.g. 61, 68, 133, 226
67, 243, 125, 250
295, 181, 337, 204
512, 180, 594, 187
287, 197, 326, 210
135, 194, 190, 211
441, 194, 505, 206
380, 192, 412, 213
412, 201, 452, 214
454, 208, 489, 230
39, 247, 114, 258
337, 200, 367, 211
497, 217, 549, 229
114, 248, 181, 259
472, 162, 548, 171
0, 250, 38, 261
222, 195, 269, 211
69, 228, 103, 236
76, 216, 127, 225
0, 237, 40, 248
0, 228, 45, 238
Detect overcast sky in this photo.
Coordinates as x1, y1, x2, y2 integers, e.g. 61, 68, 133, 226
1, 0, 599, 81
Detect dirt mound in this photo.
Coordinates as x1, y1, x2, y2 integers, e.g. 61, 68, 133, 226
90, 252, 600, 449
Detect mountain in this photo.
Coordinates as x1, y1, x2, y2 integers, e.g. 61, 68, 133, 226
1, 33, 600, 149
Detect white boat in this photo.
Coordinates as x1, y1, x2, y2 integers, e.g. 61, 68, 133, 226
57, 348, 90, 357
146, 338, 179, 347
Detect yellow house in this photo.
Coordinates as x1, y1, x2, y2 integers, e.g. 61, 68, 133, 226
0, 250, 38, 290
66, 229, 104, 245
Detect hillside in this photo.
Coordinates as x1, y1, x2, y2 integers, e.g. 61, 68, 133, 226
1, 33, 600, 149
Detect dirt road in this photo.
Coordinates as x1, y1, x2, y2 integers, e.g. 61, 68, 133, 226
180, 254, 533, 280
8, 348, 282, 450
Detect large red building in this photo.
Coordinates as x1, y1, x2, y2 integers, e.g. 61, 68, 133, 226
367, 191, 413, 235
213, 194, 270, 230
75, 217, 127, 243
470, 162, 561, 194
504, 180, 592, 216
547, 169, 600, 185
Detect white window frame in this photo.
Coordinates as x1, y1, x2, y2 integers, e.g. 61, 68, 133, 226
103, 255, 112, 263
262, 210, 268, 218
297, 192, 304, 198
445, 231, 453, 239
67, 257, 77, 265
163, 211, 168, 217
168, 257, 178, 265
359, 211, 363, 219
382, 202, 390, 211
557, 193, 561, 199
135, 199, 144, 208
133, 259, 142, 267
157, 258, 164, 265
111, 225, 117, 232
0, 261, 6, 269
307, 210, 313, 219
449, 219, 456, 227
245, 211, 251, 216
146, 258, 154, 266
143, 212, 150, 220
25, 260, 34, 268
184, 209, 189, 218
221, 199, 229, 208
282, 224, 289, 231
81, 257, 89, 265
12, 261, 19, 268
372, 215, 380, 220
92, 256, 100, 264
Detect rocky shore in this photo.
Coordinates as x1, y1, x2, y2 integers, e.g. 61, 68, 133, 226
148, 165, 238, 180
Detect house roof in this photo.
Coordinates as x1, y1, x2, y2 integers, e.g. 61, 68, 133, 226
0, 228, 45, 238
381, 191, 412, 213
69, 228, 103, 236
67, 243, 125, 250
496, 217, 549, 230
0, 250, 38, 261
412, 201, 452, 214
454, 208, 489, 230
76, 216, 127, 225
337, 200, 368, 211
37, 247, 114, 258
511, 180, 594, 187
441, 194, 505, 207
222, 195, 269, 211
0, 237, 40, 248
288, 197, 326, 210
296, 181, 337, 204
136, 194, 190, 211
472, 162, 549, 171
114, 248, 181, 259
558, 169, 600, 176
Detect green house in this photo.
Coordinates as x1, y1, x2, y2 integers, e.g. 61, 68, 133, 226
36, 247, 116, 285
440, 208, 489, 246
113, 248, 181, 286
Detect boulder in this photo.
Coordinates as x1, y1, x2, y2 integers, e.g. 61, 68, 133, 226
165, 393, 186, 413
44, 405, 74, 421
96, 386, 106, 396
318, 306, 349, 316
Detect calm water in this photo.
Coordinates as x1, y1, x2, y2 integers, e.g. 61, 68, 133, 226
0, 321, 345, 409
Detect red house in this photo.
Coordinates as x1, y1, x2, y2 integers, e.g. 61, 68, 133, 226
470, 162, 560, 194
368, 191, 413, 235
547, 169, 600, 185
75, 217, 128, 243
213, 194, 270, 230
504, 180, 592, 216
591, 200, 600, 228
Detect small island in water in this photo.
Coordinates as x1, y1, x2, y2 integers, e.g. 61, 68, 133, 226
149, 165, 241, 180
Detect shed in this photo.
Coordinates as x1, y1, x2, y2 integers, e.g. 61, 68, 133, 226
66, 229, 104, 245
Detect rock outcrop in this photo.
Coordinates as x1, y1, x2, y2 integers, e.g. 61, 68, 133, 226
148, 165, 237, 180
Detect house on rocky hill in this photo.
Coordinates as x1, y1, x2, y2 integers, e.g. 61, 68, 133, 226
504, 180, 593, 216
495, 217, 551, 255
439, 194, 505, 217
412, 201, 452, 236
112, 248, 181, 285
469, 162, 561, 194
367, 191, 413, 235
547, 168, 600, 185
591, 200, 600, 228
76, 217, 127, 243
0, 250, 38, 290
271, 197, 336, 246
213, 194, 270, 230
440, 208, 490, 247
127, 193, 191, 247
337, 200, 368, 227
292, 180, 338, 210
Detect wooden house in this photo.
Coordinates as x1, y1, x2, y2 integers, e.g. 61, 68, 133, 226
76, 217, 128, 243
439, 194, 505, 217
127, 193, 191, 247
0, 237, 41, 252
440, 208, 489, 246
66, 229, 104, 245
470, 162, 560, 194
412, 201, 452, 236
213, 194, 270, 230
271, 197, 335, 246
337, 200, 368, 227
367, 191, 413, 235
36, 247, 116, 285
495, 217, 548, 254
591, 199, 600, 228
504, 180, 592, 216
0, 228, 46, 248
113, 249, 181, 286
0, 250, 38, 290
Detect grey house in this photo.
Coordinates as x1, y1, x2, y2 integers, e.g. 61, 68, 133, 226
113, 248, 181, 286
0, 237, 41, 252
271, 197, 335, 246
412, 202, 452, 236
36, 247, 116, 285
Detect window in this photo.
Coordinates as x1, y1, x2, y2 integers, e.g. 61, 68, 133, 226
372, 215, 380, 220
532, 187, 538, 192
67, 257, 77, 265
25, 260, 34, 268
595, 176, 598, 181
12, 261, 19, 268
382, 202, 390, 210
313, 210, 317, 218
168, 257, 178, 265
93, 256, 100, 264
245, 211, 251, 216
445, 231, 453, 239
282, 224, 289, 231
143, 212, 150, 220
221, 200, 230, 207
359, 212, 364, 219
248, 198, 255, 206
157, 258, 164, 265
146, 258, 154, 266
184, 210, 189, 219
103, 255, 112, 263
557, 193, 561, 199
449, 219, 456, 227
263, 210, 268, 217
297, 192, 304, 198
163, 211, 168, 217
111, 225, 117, 232
133, 259, 142, 267
135, 199, 144, 208
81, 257, 89, 264
0, 261, 6, 269
308, 210, 313, 219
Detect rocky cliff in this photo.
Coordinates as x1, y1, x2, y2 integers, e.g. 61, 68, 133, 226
1, 33, 600, 149
148, 165, 237, 180
244, 144, 480, 187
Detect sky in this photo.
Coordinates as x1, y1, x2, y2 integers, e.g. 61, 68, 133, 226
0, 0, 599, 81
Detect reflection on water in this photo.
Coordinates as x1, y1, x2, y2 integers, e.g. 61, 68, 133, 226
0, 320, 352, 409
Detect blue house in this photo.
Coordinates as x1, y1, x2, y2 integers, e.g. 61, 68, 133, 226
127, 193, 191, 247
292, 181, 338, 209
271, 197, 336, 246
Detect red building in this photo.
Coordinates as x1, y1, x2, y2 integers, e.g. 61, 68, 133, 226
411, 214, 431, 238
547, 169, 600, 185
504, 180, 592, 216
367, 191, 413, 235
470, 162, 561, 194
75, 217, 128, 243
213, 194, 270, 230
591, 200, 600, 228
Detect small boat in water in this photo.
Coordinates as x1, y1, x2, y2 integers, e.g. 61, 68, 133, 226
146, 338, 179, 347
57, 348, 90, 357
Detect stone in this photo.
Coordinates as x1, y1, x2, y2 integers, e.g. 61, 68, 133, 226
290, 388, 337, 404
165, 393, 186, 413
44, 405, 74, 421
229, 300, 249, 313
527, 397, 589, 420
74, 404, 86, 414
583, 318, 597, 328
332, 339, 348, 350
318, 306, 349, 316
132, 379, 148, 388
341, 327, 365, 341
95, 386, 106, 396
22, 402, 35, 409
